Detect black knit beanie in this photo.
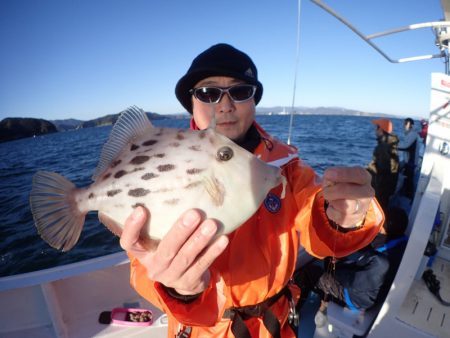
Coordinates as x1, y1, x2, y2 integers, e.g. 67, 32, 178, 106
175, 43, 263, 114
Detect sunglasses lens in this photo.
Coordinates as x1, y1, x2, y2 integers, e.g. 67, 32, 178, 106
194, 87, 222, 103
228, 85, 255, 101
192, 85, 256, 103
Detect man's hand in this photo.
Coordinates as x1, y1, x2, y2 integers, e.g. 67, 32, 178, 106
99, 207, 229, 295
322, 166, 375, 229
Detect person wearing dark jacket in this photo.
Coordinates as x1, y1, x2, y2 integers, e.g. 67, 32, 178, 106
367, 119, 400, 213
295, 207, 408, 327
398, 117, 420, 199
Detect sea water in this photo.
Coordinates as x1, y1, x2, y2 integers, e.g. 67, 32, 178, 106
0, 114, 407, 277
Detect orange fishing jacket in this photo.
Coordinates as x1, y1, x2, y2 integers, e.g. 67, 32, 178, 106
127, 122, 383, 337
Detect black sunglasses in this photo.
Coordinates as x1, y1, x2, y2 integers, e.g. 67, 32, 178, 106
189, 84, 257, 104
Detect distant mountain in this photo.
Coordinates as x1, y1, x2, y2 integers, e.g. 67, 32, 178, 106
0, 118, 57, 143
51, 111, 171, 131
256, 106, 393, 117
51, 118, 83, 131
0, 106, 393, 144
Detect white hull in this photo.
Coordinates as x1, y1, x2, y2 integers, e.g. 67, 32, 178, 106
306, 70, 450, 338
0, 252, 168, 337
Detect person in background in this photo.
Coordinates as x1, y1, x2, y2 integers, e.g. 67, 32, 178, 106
367, 119, 399, 213
297, 206, 408, 328
398, 117, 421, 199
419, 119, 428, 145
100, 43, 383, 338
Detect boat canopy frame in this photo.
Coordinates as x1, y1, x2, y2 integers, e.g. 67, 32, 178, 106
311, 0, 450, 74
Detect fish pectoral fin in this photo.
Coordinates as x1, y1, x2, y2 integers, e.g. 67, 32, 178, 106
202, 175, 225, 207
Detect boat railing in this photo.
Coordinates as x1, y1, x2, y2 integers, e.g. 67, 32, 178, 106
0, 250, 128, 292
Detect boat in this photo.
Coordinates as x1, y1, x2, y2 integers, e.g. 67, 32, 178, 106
302, 1, 450, 337
1, 1, 450, 337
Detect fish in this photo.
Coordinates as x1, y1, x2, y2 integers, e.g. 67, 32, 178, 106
29, 106, 283, 251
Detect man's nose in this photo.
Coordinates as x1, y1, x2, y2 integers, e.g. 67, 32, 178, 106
217, 91, 234, 112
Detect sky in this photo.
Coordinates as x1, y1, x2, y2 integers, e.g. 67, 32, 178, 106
0, 0, 447, 121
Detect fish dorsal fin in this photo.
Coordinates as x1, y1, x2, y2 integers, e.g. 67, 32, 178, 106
92, 106, 153, 181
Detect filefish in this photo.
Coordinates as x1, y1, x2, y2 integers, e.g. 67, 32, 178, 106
30, 106, 282, 251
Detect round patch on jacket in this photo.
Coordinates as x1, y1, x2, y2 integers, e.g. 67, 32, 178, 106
264, 193, 281, 213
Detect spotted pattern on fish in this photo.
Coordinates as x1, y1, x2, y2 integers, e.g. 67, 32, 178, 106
164, 198, 179, 205
128, 188, 150, 197
157, 164, 175, 172
142, 140, 157, 146
130, 155, 150, 165
111, 160, 122, 168
107, 189, 122, 197
141, 173, 158, 180
185, 181, 202, 189
29, 107, 283, 251
153, 187, 173, 193
186, 168, 203, 175
114, 170, 127, 179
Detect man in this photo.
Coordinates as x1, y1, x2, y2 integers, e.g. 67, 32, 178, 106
367, 119, 400, 213
398, 118, 420, 199
100, 43, 383, 337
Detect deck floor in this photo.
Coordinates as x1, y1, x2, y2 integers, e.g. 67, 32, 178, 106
397, 256, 450, 338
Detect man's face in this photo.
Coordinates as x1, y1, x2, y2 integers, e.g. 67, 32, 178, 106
404, 121, 412, 131
191, 76, 256, 142
375, 125, 383, 137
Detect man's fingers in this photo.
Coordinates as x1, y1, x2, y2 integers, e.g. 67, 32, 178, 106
323, 166, 371, 185
323, 182, 375, 201
119, 206, 149, 252
155, 209, 203, 265
177, 235, 229, 293
169, 219, 220, 275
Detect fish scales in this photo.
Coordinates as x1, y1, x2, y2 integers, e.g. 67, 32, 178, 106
30, 106, 282, 251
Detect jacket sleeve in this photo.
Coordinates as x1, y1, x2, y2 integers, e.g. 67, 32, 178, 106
398, 131, 418, 150
287, 160, 384, 259
127, 253, 227, 326
335, 253, 390, 309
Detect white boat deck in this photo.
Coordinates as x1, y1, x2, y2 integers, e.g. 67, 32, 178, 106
0, 253, 168, 338
397, 256, 450, 338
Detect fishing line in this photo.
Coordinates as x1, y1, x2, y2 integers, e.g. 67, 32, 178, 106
287, 0, 302, 145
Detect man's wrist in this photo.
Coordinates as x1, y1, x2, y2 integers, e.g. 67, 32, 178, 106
328, 217, 365, 233
324, 200, 366, 233
163, 286, 203, 303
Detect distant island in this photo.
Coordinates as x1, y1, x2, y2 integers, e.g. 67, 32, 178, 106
0, 111, 173, 143
0, 106, 394, 143
0, 118, 57, 143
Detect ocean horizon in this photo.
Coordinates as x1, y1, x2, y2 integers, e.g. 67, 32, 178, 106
0, 114, 409, 277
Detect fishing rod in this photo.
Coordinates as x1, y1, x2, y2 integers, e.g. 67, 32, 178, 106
287, 0, 303, 145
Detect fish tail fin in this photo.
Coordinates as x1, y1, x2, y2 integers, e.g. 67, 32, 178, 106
30, 171, 85, 251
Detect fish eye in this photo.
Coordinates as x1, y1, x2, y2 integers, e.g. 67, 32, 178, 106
216, 146, 234, 161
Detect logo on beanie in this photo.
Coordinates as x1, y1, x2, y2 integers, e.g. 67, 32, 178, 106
245, 68, 254, 78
